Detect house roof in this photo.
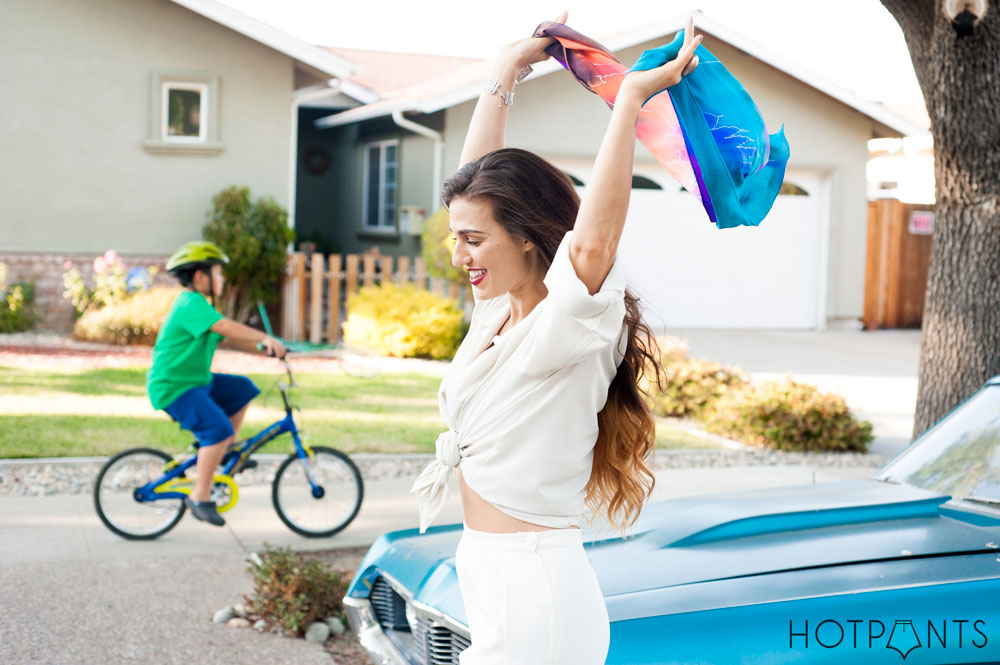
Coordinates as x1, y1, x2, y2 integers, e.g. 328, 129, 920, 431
169, 0, 361, 79
315, 11, 927, 136
324, 47, 482, 97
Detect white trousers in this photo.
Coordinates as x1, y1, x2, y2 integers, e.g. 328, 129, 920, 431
454, 524, 610, 665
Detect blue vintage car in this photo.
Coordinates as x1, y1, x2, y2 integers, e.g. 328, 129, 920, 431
344, 377, 1000, 664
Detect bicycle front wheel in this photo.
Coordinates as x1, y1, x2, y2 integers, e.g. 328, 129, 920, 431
94, 448, 185, 540
272, 446, 364, 538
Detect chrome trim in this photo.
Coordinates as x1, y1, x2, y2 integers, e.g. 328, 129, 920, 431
343, 596, 412, 665
378, 570, 471, 640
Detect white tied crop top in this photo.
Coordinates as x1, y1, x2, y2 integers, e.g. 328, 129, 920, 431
409, 229, 628, 534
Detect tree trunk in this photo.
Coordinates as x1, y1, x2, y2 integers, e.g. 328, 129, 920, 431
881, 0, 1000, 439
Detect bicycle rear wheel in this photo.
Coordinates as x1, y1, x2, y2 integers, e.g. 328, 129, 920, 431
272, 446, 364, 538
94, 448, 185, 540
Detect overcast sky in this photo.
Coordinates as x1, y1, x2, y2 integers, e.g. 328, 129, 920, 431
218, 0, 923, 103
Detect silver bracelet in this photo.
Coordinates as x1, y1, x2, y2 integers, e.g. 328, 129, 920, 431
484, 78, 515, 108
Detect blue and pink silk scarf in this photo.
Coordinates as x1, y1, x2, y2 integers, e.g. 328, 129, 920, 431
532, 22, 789, 229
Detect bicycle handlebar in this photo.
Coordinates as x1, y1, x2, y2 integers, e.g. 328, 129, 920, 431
255, 342, 295, 384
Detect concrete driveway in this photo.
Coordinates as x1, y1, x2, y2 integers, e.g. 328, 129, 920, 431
671, 327, 922, 458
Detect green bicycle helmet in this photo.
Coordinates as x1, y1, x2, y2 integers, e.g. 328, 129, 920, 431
166, 241, 229, 274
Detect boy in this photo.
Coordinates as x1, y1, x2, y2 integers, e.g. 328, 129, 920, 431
146, 241, 285, 527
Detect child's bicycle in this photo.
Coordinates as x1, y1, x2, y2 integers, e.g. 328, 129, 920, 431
93, 355, 364, 540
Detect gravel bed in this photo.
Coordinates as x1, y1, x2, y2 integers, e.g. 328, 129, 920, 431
0, 449, 887, 498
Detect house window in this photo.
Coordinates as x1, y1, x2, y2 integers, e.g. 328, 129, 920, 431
143, 71, 222, 154
363, 140, 399, 231
164, 83, 206, 141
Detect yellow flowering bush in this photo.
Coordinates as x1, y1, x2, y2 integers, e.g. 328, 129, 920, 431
702, 378, 874, 452
420, 208, 466, 287
343, 283, 463, 359
73, 286, 182, 345
0, 263, 38, 333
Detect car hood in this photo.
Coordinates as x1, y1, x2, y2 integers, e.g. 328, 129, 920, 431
586, 478, 1000, 596
350, 479, 1000, 622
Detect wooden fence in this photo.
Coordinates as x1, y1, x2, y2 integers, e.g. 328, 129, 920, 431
863, 199, 933, 330
279, 248, 467, 343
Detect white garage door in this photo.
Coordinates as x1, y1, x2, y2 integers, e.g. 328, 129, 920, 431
559, 162, 827, 330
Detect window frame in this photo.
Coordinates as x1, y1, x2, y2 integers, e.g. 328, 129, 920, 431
143, 70, 222, 155
361, 139, 400, 233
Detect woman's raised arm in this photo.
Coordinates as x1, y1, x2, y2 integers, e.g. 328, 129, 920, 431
458, 12, 568, 169
569, 18, 702, 294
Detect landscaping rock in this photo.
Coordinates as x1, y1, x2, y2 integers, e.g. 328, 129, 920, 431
326, 616, 346, 635
212, 607, 234, 624
305, 621, 330, 644
227, 617, 251, 628
232, 602, 247, 618
253, 619, 268, 631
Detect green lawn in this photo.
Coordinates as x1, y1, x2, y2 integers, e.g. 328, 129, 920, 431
0, 365, 724, 458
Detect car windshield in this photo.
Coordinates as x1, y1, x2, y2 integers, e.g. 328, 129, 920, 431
876, 384, 1000, 502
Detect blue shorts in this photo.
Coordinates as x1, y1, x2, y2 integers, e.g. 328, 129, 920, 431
163, 373, 261, 447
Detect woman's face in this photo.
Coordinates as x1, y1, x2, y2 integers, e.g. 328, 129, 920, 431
449, 196, 540, 300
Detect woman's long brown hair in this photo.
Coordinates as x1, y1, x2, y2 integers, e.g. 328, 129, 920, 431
442, 148, 662, 537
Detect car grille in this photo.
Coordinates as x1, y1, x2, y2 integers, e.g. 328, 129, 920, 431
411, 614, 471, 665
370, 576, 471, 665
370, 576, 408, 630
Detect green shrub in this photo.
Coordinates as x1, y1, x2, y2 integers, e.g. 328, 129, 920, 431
0, 264, 39, 333
203, 186, 294, 323
245, 545, 346, 637
702, 378, 874, 452
343, 283, 463, 359
72, 287, 182, 345
643, 356, 749, 419
420, 207, 466, 287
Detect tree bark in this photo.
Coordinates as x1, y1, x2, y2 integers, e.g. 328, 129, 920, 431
881, 0, 1000, 439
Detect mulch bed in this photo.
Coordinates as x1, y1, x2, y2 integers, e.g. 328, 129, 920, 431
312, 546, 377, 664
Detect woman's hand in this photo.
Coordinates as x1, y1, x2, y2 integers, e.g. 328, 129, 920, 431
619, 16, 702, 106
496, 10, 568, 71
459, 11, 568, 167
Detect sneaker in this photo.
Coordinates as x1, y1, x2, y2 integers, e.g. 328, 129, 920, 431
235, 457, 258, 472
185, 497, 226, 527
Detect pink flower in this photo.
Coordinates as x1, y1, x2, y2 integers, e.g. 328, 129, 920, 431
93, 257, 108, 273
104, 249, 119, 265
63, 260, 73, 269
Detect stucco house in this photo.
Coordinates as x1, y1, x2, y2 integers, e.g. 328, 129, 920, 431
297, 13, 927, 331
0, 0, 362, 329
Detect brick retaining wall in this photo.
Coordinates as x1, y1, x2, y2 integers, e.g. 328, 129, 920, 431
0, 252, 173, 331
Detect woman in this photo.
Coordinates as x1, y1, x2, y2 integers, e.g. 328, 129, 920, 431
409, 13, 702, 664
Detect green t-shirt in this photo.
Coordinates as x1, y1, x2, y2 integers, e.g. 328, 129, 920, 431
146, 290, 225, 410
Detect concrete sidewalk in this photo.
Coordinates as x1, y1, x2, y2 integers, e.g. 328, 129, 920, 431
0, 464, 880, 566
0, 463, 881, 664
